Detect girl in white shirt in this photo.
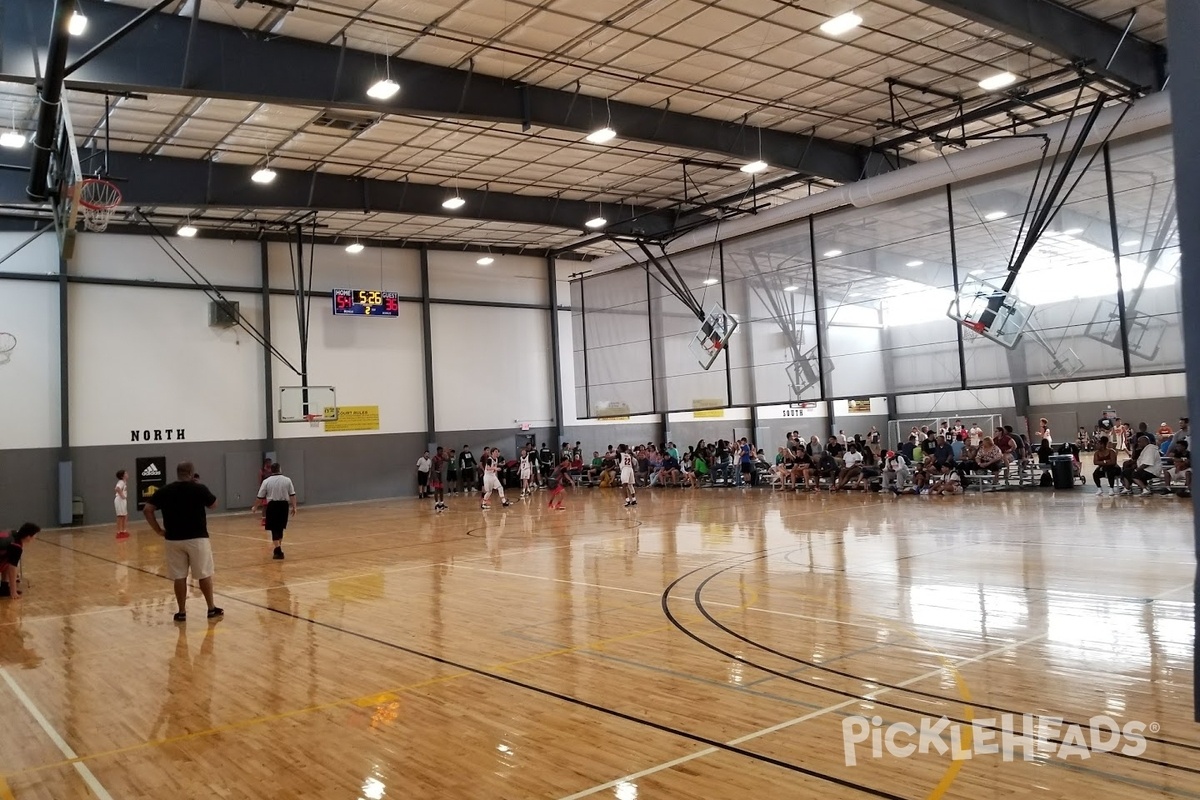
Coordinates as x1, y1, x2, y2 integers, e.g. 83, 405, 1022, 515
114, 470, 128, 538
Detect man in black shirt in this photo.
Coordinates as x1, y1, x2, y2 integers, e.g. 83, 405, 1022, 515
1098, 412, 1115, 432
143, 461, 223, 622
457, 446, 478, 494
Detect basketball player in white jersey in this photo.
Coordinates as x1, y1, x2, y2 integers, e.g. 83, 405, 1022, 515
480, 448, 513, 510
618, 444, 637, 507
519, 446, 535, 498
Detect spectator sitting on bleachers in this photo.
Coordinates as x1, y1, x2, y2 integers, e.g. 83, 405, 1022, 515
1128, 441, 1162, 496
1091, 436, 1121, 495
881, 450, 909, 493
973, 437, 1005, 474
994, 427, 1017, 463
1167, 443, 1192, 497
832, 444, 863, 491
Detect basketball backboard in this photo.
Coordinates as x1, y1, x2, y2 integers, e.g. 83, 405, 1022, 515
47, 96, 83, 260
688, 304, 738, 370
947, 276, 1033, 349
279, 386, 339, 423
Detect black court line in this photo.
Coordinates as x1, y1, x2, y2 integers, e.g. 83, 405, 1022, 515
660, 552, 1200, 777
36, 535, 911, 800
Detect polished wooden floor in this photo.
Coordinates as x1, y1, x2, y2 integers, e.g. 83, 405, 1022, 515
0, 485, 1196, 799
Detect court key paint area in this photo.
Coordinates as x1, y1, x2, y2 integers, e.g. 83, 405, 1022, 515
0, 490, 1195, 799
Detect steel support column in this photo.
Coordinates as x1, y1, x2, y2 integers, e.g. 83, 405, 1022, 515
420, 247, 436, 446
1163, 0, 1200, 722
57, 250, 72, 525
260, 240, 275, 451
546, 254, 565, 442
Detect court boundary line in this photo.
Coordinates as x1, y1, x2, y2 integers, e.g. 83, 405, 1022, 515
557, 632, 1047, 800
36, 537, 916, 800
0, 667, 114, 800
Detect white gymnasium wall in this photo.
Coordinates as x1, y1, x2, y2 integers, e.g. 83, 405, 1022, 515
1029, 373, 1187, 406
69, 284, 265, 446
0, 277, 61, 449
429, 251, 548, 305
0, 231, 60, 275
266, 242, 421, 297
72, 233, 261, 285
270, 295, 426, 438
431, 304, 552, 430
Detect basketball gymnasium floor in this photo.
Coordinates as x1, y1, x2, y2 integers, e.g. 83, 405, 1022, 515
0, 487, 1195, 799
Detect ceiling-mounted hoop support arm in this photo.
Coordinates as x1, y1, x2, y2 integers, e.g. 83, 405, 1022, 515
613, 237, 706, 321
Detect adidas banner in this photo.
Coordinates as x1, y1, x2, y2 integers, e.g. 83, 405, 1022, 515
136, 456, 167, 511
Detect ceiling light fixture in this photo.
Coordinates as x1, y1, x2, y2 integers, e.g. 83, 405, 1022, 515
367, 43, 400, 100
367, 78, 400, 100
703, 278, 719, 286
251, 166, 276, 184
823, 249, 843, 258
345, 242, 365, 254
819, 11, 863, 36
586, 126, 616, 144
905, 260, 923, 268
442, 196, 466, 210
177, 224, 198, 238
68, 12, 87, 36
783, 285, 799, 292
978, 71, 1018, 92
1121, 240, 1139, 247
476, 256, 495, 266
0, 131, 24, 149
984, 210, 1008, 221
740, 160, 768, 174
1063, 228, 1084, 235
585, 216, 607, 229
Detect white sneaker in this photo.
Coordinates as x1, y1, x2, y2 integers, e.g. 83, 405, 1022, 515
1094, 486, 1105, 495
1140, 489, 1153, 497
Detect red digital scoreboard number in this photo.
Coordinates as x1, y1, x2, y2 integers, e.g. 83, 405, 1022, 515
332, 288, 400, 317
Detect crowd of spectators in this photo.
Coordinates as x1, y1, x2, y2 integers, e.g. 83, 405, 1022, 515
432, 412, 1191, 499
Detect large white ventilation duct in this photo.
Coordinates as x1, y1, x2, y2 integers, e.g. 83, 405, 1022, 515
585, 91, 1172, 274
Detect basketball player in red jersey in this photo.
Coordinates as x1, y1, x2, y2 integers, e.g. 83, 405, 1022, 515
480, 448, 513, 510
547, 456, 572, 510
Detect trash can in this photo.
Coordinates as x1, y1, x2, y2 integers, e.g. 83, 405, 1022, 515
1049, 455, 1075, 490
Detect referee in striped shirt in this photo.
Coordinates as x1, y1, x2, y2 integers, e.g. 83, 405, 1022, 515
251, 463, 297, 560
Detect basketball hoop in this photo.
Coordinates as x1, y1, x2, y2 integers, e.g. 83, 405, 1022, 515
76, 178, 122, 232
304, 413, 323, 428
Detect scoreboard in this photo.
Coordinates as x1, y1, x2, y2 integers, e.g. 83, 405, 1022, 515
332, 288, 400, 317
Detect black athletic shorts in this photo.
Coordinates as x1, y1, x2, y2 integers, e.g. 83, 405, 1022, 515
265, 500, 290, 534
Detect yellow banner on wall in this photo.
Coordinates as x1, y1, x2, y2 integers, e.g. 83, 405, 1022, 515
324, 405, 381, 432
693, 399, 725, 419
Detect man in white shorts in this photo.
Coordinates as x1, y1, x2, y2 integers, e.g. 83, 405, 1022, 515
618, 444, 637, 507
143, 461, 223, 622
480, 448, 513, 510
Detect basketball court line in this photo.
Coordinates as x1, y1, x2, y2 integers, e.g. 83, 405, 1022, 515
0, 667, 114, 800
557, 631, 1047, 800
558, 573, 1198, 799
